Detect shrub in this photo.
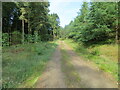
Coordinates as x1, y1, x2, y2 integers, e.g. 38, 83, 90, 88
25, 34, 35, 43
2, 33, 9, 46
11, 31, 22, 45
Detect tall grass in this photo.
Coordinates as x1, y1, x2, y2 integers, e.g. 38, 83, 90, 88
64, 39, 118, 81
2, 42, 57, 88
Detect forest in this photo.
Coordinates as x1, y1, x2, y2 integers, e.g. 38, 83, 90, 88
2, 1, 119, 88
2, 2, 60, 46
61, 2, 119, 44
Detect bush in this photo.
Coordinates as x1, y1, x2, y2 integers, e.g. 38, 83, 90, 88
11, 31, 22, 45
25, 34, 41, 43
25, 34, 35, 43
2, 33, 9, 46
34, 43, 45, 55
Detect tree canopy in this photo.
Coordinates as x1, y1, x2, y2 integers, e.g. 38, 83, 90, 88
61, 2, 118, 45
2, 2, 60, 46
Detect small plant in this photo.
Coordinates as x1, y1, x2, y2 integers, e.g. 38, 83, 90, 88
90, 48, 100, 56
25, 34, 35, 43
2, 33, 9, 46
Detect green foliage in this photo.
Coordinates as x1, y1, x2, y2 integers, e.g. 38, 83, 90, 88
25, 34, 35, 43
2, 2, 60, 46
33, 43, 50, 55
11, 31, 22, 45
49, 13, 60, 39
2, 42, 57, 88
90, 48, 100, 56
61, 2, 118, 45
64, 39, 118, 80
2, 33, 9, 46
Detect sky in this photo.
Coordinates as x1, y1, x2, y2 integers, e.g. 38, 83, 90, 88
49, 0, 84, 27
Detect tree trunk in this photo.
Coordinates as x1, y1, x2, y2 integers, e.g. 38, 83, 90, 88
115, 2, 118, 44
8, 27, 11, 46
22, 20, 24, 44
28, 16, 31, 34
28, 20, 30, 34
53, 28, 56, 40
116, 27, 118, 43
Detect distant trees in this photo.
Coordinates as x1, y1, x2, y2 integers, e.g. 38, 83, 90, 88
49, 13, 60, 39
62, 2, 118, 45
2, 2, 60, 46
3, 2, 118, 46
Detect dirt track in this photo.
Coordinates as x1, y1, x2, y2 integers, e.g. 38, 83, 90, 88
35, 43, 66, 88
35, 41, 117, 88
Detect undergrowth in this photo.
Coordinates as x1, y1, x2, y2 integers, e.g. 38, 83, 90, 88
64, 39, 118, 81
2, 42, 57, 88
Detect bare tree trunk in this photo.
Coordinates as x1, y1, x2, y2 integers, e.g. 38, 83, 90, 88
8, 27, 11, 46
28, 6, 30, 35
115, 2, 118, 44
28, 21, 30, 34
53, 29, 56, 40
22, 20, 24, 44
28, 13, 31, 34
28, 21, 32, 34
116, 27, 118, 43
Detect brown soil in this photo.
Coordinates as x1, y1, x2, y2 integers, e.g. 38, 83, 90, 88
34, 41, 118, 88
35, 45, 66, 88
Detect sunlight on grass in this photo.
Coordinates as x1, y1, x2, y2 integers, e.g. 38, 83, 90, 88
92, 44, 118, 61
64, 39, 118, 81
2, 42, 57, 88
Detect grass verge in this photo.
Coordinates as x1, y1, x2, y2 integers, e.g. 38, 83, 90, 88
64, 39, 118, 81
61, 48, 81, 88
2, 42, 57, 88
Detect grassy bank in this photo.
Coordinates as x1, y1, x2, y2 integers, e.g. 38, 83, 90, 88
2, 42, 57, 88
64, 39, 118, 81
